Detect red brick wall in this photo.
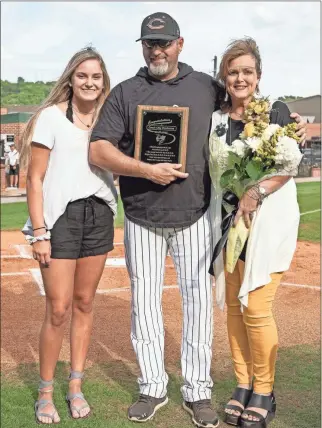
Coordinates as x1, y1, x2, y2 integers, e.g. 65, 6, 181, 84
307, 123, 321, 140
1, 165, 7, 191
0, 122, 27, 150
1, 164, 27, 192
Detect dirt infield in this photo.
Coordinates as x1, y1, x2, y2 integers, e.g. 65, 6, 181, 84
1, 230, 320, 371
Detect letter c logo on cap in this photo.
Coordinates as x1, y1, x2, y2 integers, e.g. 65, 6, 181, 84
147, 18, 165, 30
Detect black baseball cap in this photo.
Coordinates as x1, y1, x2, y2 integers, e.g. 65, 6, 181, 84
136, 12, 180, 42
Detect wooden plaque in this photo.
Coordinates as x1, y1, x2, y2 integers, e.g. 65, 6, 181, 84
134, 105, 189, 172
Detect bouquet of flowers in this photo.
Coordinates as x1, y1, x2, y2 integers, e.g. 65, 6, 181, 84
209, 97, 303, 273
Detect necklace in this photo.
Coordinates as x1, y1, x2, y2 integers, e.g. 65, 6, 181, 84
72, 103, 95, 115
73, 109, 92, 128
229, 108, 244, 119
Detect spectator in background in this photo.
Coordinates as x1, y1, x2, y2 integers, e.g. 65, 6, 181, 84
8, 144, 20, 188
4, 151, 11, 188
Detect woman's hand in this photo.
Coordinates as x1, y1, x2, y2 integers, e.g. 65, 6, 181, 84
32, 234, 51, 266
290, 112, 307, 146
234, 190, 259, 229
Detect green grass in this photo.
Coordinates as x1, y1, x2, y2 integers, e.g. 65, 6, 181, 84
114, 199, 124, 228
297, 182, 321, 242
1, 182, 320, 243
1, 344, 320, 428
0, 202, 29, 231
296, 182, 320, 212
0, 200, 125, 231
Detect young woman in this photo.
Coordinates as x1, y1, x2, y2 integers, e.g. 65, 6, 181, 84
20, 47, 117, 424
209, 38, 301, 428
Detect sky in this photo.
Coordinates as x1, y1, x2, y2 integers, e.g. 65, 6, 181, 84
1, 1, 320, 99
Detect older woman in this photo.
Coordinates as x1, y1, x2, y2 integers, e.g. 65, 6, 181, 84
210, 38, 301, 428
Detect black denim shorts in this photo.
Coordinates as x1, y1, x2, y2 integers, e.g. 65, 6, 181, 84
50, 196, 114, 259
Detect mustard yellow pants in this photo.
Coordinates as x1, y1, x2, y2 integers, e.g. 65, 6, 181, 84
225, 260, 282, 394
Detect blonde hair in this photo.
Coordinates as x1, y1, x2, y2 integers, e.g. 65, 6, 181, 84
217, 37, 262, 111
20, 47, 110, 168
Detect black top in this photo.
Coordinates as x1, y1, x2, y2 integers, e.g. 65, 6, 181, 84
224, 100, 294, 261
90, 62, 220, 228
226, 100, 293, 146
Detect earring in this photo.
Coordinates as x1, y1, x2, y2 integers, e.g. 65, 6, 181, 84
224, 91, 229, 102
69, 82, 72, 87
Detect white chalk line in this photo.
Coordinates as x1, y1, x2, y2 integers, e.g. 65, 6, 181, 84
29, 268, 46, 296
1, 269, 320, 295
0, 255, 21, 259
1, 252, 173, 268
1, 272, 29, 277
300, 209, 321, 216
280, 282, 320, 291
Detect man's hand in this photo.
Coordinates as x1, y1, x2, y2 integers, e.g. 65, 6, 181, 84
145, 163, 189, 186
290, 112, 307, 146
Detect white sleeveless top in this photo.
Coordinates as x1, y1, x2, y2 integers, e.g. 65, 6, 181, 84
23, 105, 118, 234
210, 110, 300, 310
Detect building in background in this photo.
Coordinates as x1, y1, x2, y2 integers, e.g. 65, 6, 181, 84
286, 95, 321, 177
0, 107, 35, 194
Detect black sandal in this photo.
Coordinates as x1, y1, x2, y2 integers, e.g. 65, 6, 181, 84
224, 387, 253, 426
240, 392, 276, 428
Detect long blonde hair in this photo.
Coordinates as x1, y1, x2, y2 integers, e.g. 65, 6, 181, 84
20, 46, 110, 168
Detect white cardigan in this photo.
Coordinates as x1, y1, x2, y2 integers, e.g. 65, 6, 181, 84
210, 110, 300, 310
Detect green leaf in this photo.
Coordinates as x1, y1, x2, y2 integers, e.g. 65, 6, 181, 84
231, 181, 244, 199
227, 152, 241, 168
246, 160, 262, 181
220, 169, 235, 188
241, 178, 253, 189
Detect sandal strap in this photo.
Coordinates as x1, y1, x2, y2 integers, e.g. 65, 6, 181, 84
232, 387, 253, 405
247, 393, 275, 411
69, 370, 84, 381
38, 378, 54, 392
66, 392, 90, 414
242, 409, 265, 422
35, 399, 57, 420
225, 404, 244, 413
67, 392, 85, 401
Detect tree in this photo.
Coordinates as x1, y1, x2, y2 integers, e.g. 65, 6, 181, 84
1, 79, 56, 105
278, 95, 303, 102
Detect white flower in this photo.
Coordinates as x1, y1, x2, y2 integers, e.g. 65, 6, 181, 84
262, 124, 281, 141
245, 137, 262, 152
275, 136, 303, 172
230, 139, 246, 157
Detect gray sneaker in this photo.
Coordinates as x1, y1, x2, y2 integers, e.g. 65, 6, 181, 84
183, 399, 219, 428
128, 394, 168, 422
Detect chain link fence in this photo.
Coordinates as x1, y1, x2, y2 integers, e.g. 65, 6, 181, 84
298, 139, 321, 177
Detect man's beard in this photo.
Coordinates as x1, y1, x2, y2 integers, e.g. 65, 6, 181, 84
149, 61, 169, 77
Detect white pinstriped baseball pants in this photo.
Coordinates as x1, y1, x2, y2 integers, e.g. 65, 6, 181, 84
124, 208, 215, 402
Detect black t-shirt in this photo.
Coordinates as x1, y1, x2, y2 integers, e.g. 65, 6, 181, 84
90, 62, 219, 228
224, 100, 294, 261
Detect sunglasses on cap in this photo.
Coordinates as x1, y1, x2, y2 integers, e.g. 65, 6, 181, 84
142, 39, 176, 49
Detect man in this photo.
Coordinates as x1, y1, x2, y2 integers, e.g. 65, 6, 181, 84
4, 151, 10, 188
89, 12, 306, 428
8, 144, 20, 188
